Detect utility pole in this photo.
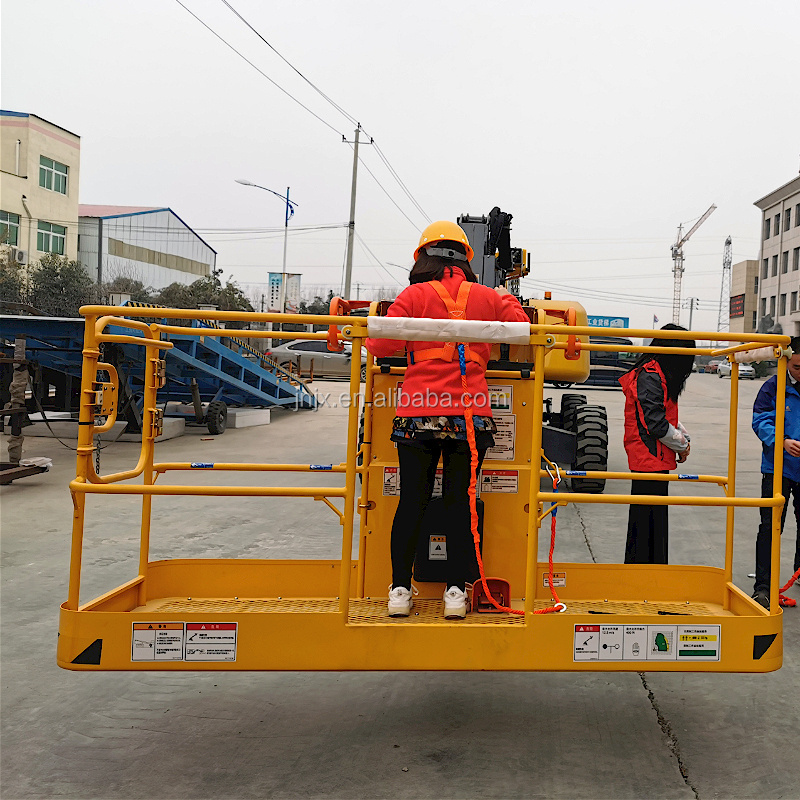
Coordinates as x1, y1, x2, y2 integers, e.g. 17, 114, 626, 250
670, 204, 716, 324
343, 124, 373, 300
279, 186, 291, 317
682, 297, 699, 330
717, 236, 732, 334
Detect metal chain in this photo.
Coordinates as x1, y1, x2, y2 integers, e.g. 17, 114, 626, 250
95, 433, 101, 474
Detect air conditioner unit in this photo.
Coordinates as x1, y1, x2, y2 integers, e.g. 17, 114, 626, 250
11, 248, 28, 265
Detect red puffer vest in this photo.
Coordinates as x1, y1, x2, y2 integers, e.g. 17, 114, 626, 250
619, 360, 678, 471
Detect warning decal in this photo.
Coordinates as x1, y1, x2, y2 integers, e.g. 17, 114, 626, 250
131, 622, 239, 662
543, 572, 566, 588
486, 414, 516, 461
429, 535, 447, 560
383, 467, 444, 496
480, 469, 519, 493
489, 385, 513, 412
132, 622, 184, 662
573, 624, 721, 662
185, 623, 238, 662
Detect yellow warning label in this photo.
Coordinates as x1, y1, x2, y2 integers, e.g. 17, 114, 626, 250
679, 634, 717, 642
133, 622, 183, 631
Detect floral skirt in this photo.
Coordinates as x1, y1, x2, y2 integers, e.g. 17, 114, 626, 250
390, 415, 497, 450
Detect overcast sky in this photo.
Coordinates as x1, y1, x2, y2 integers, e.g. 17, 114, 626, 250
3, 0, 799, 330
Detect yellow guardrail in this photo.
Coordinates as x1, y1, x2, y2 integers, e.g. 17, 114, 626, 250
67, 304, 790, 622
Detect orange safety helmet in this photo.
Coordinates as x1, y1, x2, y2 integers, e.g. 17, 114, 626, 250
413, 220, 475, 262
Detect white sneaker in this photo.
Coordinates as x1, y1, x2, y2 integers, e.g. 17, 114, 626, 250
387, 585, 416, 617
443, 586, 469, 619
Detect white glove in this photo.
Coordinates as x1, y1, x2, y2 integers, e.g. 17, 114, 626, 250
659, 423, 690, 453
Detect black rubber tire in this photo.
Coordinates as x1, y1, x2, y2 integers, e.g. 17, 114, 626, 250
206, 400, 228, 435
570, 404, 608, 493
560, 393, 587, 431
360, 364, 367, 382
718, 371, 723, 379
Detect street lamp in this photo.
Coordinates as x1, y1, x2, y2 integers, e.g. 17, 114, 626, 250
235, 178, 298, 314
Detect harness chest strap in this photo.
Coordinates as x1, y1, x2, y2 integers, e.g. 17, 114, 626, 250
407, 280, 488, 369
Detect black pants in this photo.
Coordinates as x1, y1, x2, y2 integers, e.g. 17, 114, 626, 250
625, 471, 669, 564
754, 473, 800, 592
391, 440, 486, 591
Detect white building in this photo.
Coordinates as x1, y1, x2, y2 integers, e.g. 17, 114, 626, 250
754, 175, 800, 336
1, 110, 81, 263
78, 206, 216, 290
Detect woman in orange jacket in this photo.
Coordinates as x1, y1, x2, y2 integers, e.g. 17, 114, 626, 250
365, 221, 529, 618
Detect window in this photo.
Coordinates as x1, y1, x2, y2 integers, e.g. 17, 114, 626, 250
780, 293, 787, 316
288, 341, 329, 352
754, 276, 759, 294
761, 297, 767, 316
770, 295, 776, 316
774, 213, 781, 236
37, 221, 66, 254
796, 203, 800, 227
783, 251, 789, 273
762, 258, 769, 279
0, 210, 20, 246
794, 247, 800, 271
772, 255, 778, 276
764, 218, 771, 239
39, 156, 68, 194
785, 208, 792, 230
792, 292, 798, 313
752, 310, 758, 329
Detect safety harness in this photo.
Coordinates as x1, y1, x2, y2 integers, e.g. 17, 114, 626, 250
406, 281, 488, 370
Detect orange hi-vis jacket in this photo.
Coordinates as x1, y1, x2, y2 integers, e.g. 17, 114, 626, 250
365, 267, 529, 417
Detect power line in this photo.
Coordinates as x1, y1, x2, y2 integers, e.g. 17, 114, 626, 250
355, 232, 404, 287
348, 145, 421, 232
214, 0, 430, 226
173, 0, 344, 137
218, 0, 358, 129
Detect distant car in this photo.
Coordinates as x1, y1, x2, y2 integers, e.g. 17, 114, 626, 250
704, 360, 724, 374
717, 361, 756, 380
267, 339, 367, 381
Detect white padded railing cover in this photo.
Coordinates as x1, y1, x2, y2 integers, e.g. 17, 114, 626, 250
366, 317, 531, 345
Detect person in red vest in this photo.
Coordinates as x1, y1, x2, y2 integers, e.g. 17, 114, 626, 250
618, 324, 695, 563
365, 220, 529, 618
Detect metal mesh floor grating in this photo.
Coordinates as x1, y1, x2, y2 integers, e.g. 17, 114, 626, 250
138, 597, 726, 621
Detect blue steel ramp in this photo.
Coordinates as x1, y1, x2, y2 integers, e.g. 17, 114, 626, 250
1, 310, 316, 411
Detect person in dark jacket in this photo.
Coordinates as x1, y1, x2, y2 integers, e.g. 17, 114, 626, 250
750, 337, 800, 609
618, 324, 695, 564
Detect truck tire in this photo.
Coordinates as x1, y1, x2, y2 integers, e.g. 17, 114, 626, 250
570, 404, 608, 493
560, 393, 587, 431
206, 400, 228, 435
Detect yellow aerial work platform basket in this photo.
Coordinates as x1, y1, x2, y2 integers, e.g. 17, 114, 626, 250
58, 304, 789, 672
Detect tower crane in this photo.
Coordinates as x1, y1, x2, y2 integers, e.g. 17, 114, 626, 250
670, 204, 716, 324
717, 236, 733, 334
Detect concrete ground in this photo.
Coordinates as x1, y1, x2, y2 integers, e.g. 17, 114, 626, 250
1, 373, 799, 800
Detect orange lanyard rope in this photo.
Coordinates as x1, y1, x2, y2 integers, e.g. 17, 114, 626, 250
457, 343, 563, 615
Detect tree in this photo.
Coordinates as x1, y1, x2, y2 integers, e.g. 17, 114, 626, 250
155, 282, 197, 309
188, 268, 253, 313
29, 253, 98, 316
0, 250, 26, 307
104, 275, 155, 304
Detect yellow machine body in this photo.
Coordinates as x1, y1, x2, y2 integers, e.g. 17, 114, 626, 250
58, 306, 787, 673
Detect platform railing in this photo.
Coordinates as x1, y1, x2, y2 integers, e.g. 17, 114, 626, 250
67, 304, 791, 622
